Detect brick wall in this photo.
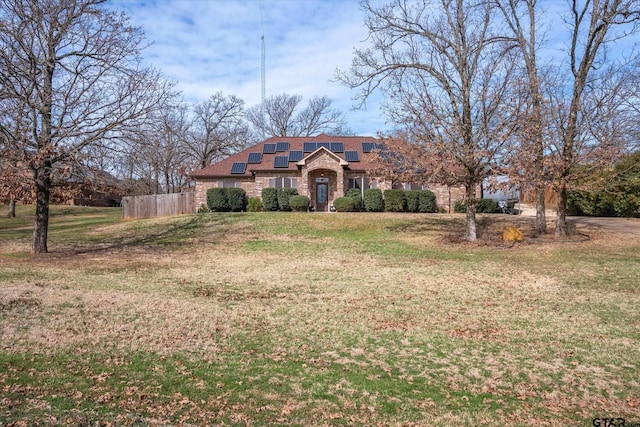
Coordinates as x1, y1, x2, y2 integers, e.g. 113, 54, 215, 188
194, 172, 473, 213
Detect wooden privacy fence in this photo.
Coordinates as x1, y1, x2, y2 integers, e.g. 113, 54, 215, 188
521, 188, 558, 205
122, 192, 196, 219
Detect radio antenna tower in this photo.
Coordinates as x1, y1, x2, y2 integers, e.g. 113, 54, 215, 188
260, 0, 266, 105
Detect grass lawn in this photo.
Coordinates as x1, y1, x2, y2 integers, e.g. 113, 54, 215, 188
0, 205, 638, 426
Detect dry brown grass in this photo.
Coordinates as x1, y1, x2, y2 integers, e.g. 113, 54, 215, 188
1, 209, 639, 425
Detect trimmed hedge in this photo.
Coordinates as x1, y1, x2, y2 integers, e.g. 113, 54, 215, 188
247, 197, 263, 212
277, 188, 298, 211
364, 189, 384, 212
261, 188, 279, 211
405, 191, 420, 213
417, 190, 438, 213
260, 187, 299, 211
333, 196, 356, 212
384, 189, 406, 212
227, 188, 247, 212
290, 195, 310, 212
206, 188, 247, 212
207, 188, 229, 211
345, 188, 364, 211
454, 199, 466, 213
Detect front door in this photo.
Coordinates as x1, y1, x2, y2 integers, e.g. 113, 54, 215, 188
316, 182, 328, 212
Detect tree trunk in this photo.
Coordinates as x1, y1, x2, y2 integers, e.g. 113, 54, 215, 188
465, 183, 477, 242
32, 167, 52, 254
8, 200, 16, 218
534, 184, 547, 235
532, 98, 547, 235
555, 185, 568, 238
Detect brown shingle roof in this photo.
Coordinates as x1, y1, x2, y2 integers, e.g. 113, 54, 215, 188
190, 134, 380, 178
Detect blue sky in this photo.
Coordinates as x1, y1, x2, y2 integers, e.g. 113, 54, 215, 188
110, 0, 387, 136
109, 0, 638, 137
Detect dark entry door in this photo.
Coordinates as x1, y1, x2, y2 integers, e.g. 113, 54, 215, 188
316, 183, 328, 212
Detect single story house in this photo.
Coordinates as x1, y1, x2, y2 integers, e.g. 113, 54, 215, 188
189, 134, 465, 212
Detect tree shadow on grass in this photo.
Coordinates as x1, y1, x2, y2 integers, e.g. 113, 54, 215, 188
385, 214, 542, 245
53, 214, 237, 256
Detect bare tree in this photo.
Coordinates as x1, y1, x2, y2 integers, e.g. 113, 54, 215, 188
552, 0, 640, 237
112, 102, 190, 195
0, 99, 32, 217
156, 104, 192, 193
544, 59, 638, 200
495, 0, 551, 235
337, 0, 519, 241
0, 0, 174, 253
185, 92, 248, 170
139, 104, 191, 193
246, 93, 348, 138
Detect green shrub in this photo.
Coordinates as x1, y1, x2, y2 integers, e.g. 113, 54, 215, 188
207, 188, 229, 212
206, 188, 247, 212
196, 203, 210, 213
454, 200, 466, 213
568, 190, 619, 217
364, 189, 384, 212
345, 188, 363, 211
226, 188, 247, 212
566, 153, 640, 218
476, 198, 498, 213
261, 188, 279, 211
568, 189, 640, 218
247, 197, 263, 212
454, 198, 497, 214
333, 196, 356, 212
613, 195, 640, 218
277, 188, 298, 211
418, 190, 438, 213
290, 195, 310, 212
384, 189, 406, 212
405, 191, 419, 213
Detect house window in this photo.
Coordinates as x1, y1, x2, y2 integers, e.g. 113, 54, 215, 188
369, 179, 377, 189
348, 176, 368, 189
219, 180, 239, 188
269, 177, 297, 188
404, 182, 422, 190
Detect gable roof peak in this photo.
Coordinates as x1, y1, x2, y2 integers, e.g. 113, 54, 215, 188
297, 146, 349, 167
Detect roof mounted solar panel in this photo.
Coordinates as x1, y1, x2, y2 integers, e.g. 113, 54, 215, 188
263, 143, 277, 154
276, 142, 289, 152
303, 142, 316, 153
330, 142, 344, 153
344, 151, 360, 162
362, 142, 374, 153
230, 162, 246, 174
375, 143, 385, 150
247, 152, 262, 164
288, 150, 303, 162
274, 156, 289, 168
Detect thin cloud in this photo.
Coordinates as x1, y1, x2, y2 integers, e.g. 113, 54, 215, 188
110, 0, 387, 135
